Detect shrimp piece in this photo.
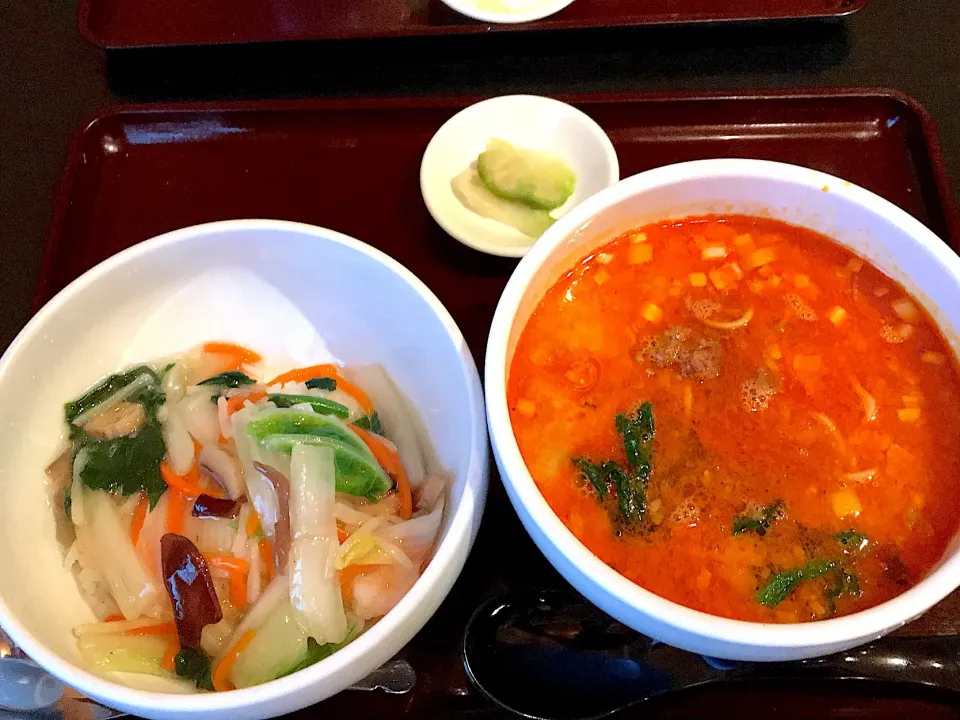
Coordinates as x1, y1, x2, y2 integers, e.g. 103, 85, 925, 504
345, 564, 417, 620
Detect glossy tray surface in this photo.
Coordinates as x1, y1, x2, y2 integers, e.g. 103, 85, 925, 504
78, 0, 868, 48
37, 90, 959, 719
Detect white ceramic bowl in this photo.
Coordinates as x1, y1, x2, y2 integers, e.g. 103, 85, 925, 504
485, 158, 960, 661
421, 95, 619, 257
0, 220, 489, 719
439, 0, 575, 24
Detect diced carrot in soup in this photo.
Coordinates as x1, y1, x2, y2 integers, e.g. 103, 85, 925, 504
508, 214, 960, 624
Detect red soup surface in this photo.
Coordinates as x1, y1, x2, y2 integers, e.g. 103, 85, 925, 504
508, 215, 960, 623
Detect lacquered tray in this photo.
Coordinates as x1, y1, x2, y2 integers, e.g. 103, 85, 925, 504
77, 0, 868, 49
37, 90, 960, 719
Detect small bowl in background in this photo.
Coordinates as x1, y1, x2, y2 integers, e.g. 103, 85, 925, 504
439, 0, 576, 24
421, 95, 619, 258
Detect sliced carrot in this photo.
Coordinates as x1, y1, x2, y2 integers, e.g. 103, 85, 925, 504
228, 573, 246, 608
203, 342, 262, 368
226, 389, 267, 416
245, 510, 261, 537
258, 539, 274, 583
267, 363, 341, 387
105, 614, 125, 622
336, 525, 348, 544
124, 621, 178, 637
351, 425, 412, 520
161, 639, 180, 671
266, 364, 373, 413
129, 495, 149, 545
206, 555, 250, 608
212, 630, 256, 692
167, 489, 189, 535
334, 377, 373, 414
161, 461, 225, 500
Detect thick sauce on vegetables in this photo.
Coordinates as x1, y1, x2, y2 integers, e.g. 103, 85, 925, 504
54, 344, 448, 690
508, 215, 960, 623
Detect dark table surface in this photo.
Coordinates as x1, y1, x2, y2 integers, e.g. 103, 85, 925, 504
2, 1, 960, 718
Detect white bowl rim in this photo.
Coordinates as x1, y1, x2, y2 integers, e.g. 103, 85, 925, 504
485, 158, 960, 649
420, 94, 620, 258
0, 218, 489, 709
438, 0, 576, 24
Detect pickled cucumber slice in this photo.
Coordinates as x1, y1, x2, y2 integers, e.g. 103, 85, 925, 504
451, 168, 555, 238
476, 139, 576, 210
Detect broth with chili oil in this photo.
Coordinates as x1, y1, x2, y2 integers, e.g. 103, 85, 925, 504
507, 214, 960, 623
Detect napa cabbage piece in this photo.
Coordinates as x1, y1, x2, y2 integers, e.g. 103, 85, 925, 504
288, 445, 348, 645
244, 409, 391, 502
349, 364, 426, 488
81, 489, 167, 619
229, 599, 308, 689
77, 633, 170, 677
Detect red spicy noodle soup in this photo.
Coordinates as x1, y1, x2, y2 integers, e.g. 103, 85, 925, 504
507, 215, 960, 623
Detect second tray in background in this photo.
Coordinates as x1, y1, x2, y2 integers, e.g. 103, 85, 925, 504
79, 0, 868, 48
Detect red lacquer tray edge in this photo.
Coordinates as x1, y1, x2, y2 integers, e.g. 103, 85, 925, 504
76, 0, 870, 50
36, 86, 959, 314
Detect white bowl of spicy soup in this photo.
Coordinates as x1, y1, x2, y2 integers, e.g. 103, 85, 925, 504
485, 159, 960, 661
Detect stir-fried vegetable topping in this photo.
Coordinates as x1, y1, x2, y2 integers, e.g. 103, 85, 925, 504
276, 635, 354, 679
65, 366, 165, 424
55, 346, 448, 692
65, 367, 169, 507
76, 423, 168, 507
192, 495, 244, 519
305, 377, 337, 391
173, 647, 214, 690
161, 534, 223, 649
267, 394, 350, 418
352, 411, 384, 435
197, 371, 255, 388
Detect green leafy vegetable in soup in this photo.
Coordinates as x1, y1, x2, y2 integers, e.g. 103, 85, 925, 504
574, 402, 655, 529
756, 559, 838, 607
835, 529, 870, 552
733, 500, 785, 536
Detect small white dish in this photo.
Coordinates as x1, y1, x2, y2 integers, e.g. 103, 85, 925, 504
421, 95, 619, 258
440, 0, 576, 24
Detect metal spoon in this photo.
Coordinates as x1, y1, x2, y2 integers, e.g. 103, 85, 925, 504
462, 589, 960, 720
